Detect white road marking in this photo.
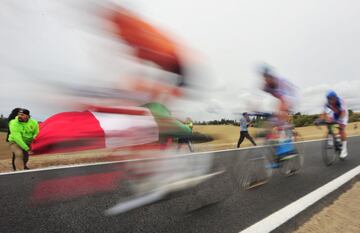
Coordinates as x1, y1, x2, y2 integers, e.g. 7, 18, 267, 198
240, 165, 360, 233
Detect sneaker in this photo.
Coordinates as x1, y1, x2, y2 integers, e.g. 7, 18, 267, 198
340, 141, 348, 159
339, 148, 348, 159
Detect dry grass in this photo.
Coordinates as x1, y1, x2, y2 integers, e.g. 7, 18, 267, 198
0, 133, 10, 158
0, 122, 359, 172
193, 122, 360, 151
294, 181, 360, 233
193, 124, 267, 151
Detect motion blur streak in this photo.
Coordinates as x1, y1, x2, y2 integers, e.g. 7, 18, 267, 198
23, 1, 201, 155
30, 152, 216, 213
1, 1, 216, 214
31, 171, 123, 204
0, 1, 205, 118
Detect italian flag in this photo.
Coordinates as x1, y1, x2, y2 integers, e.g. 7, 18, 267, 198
31, 106, 159, 155
31, 103, 192, 155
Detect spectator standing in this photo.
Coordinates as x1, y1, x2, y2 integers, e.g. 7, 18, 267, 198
8, 108, 39, 170
237, 112, 256, 148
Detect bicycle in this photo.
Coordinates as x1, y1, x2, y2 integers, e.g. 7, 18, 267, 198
236, 125, 304, 189
319, 121, 344, 166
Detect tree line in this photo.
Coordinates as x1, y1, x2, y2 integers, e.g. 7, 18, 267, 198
195, 110, 360, 128
0, 114, 7, 132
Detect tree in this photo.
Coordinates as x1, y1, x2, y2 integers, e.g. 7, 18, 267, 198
0, 117, 8, 131
348, 109, 354, 116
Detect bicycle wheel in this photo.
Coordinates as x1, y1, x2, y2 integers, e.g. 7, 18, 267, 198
322, 135, 337, 166
276, 138, 304, 176
237, 148, 272, 189
279, 153, 304, 176
288, 140, 305, 174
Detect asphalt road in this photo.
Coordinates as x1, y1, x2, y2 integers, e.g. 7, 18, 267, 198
0, 137, 359, 233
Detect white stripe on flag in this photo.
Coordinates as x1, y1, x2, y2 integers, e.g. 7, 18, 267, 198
91, 109, 159, 148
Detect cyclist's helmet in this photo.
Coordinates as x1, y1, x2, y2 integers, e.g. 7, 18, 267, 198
326, 90, 337, 100
258, 64, 275, 78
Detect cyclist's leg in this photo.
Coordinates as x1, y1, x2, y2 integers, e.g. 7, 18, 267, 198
326, 124, 334, 146
324, 110, 337, 145
339, 124, 347, 141
338, 111, 348, 158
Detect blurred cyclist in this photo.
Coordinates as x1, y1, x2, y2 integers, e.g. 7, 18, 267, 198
322, 90, 348, 159
259, 65, 297, 125
259, 65, 298, 158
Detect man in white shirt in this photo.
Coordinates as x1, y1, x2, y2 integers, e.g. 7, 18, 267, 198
237, 112, 256, 148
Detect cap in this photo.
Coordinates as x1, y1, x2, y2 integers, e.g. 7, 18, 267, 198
18, 108, 30, 116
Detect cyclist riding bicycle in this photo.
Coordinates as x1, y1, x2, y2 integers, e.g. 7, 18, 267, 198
321, 90, 348, 159
259, 65, 298, 158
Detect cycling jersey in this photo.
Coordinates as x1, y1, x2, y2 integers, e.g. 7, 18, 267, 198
263, 77, 298, 112
324, 97, 348, 125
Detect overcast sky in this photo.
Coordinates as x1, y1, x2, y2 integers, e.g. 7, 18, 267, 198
1, 0, 360, 121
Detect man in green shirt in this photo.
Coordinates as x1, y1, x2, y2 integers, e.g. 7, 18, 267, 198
8, 108, 39, 170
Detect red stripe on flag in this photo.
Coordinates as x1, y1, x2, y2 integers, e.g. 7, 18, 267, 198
31, 111, 106, 155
